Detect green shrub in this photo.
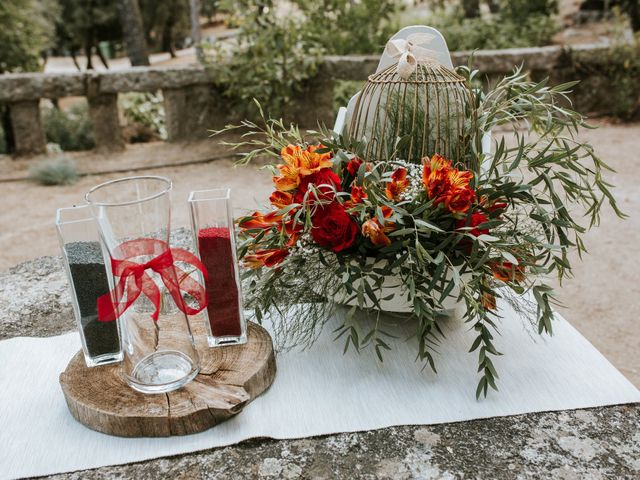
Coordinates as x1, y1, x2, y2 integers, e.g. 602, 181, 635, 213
120, 92, 167, 139
575, 35, 640, 121
499, 0, 557, 20
29, 157, 79, 186
205, 11, 323, 119
294, 0, 399, 55
206, 0, 400, 119
334, 80, 362, 112
43, 102, 95, 151
419, 6, 559, 51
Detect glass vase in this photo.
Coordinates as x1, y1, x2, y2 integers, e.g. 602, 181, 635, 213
56, 205, 123, 367
86, 176, 200, 394
188, 188, 247, 347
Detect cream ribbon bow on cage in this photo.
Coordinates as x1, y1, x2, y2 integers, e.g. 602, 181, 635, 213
385, 33, 441, 79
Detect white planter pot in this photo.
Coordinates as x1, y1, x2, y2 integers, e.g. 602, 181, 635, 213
331, 258, 464, 314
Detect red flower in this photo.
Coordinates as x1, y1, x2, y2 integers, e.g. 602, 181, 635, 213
345, 185, 367, 208
490, 262, 526, 283
456, 212, 489, 237
443, 187, 474, 215
311, 202, 358, 253
482, 292, 497, 310
385, 167, 410, 201
486, 200, 508, 213
422, 154, 452, 199
346, 157, 363, 176
362, 218, 391, 247
270, 190, 294, 209
293, 168, 341, 205
239, 211, 282, 230
244, 248, 289, 269
422, 154, 475, 215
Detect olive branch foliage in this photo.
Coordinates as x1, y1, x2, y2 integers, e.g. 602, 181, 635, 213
216, 65, 623, 398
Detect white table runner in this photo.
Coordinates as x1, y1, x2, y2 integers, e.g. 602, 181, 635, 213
1, 301, 638, 479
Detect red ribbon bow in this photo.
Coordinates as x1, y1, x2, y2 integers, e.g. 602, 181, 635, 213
97, 239, 208, 322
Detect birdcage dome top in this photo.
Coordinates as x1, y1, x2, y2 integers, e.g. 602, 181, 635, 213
348, 59, 474, 166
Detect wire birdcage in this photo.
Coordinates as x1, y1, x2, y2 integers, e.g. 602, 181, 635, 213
348, 62, 476, 168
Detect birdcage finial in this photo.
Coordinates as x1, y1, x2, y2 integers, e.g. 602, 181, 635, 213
384, 33, 441, 79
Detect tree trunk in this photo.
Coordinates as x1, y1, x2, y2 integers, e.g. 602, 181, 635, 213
486, 0, 500, 14
97, 46, 110, 69
84, 36, 94, 70
162, 18, 177, 58
626, 0, 640, 32
71, 52, 81, 71
189, 0, 203, 62
1, 105, 16, 154
117, 0, 150, 66
461, 0, 480, 18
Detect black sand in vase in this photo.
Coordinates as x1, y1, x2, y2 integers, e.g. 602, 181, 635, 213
65, 241, 121, 362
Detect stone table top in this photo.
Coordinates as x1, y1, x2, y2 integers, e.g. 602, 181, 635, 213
1, 256, 638, 479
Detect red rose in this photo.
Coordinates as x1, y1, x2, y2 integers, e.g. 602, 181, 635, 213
294, 168, 341, 204
346, 157, 363, 176
456, 212, 489, 237
311, 202, 358, 253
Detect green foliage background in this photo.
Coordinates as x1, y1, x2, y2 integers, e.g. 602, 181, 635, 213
43, 103, 95, 151
0, 0, 54, 73
422, 0, 559, 51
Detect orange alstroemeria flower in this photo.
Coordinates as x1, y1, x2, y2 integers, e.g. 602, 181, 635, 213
362, 218, 392, 247
270, 190, 294, 209
380, 206, 396, 232
481, 292, 497, 310
280, 144, 333, 177
280, 217, 303, 237
443, 186, 475, 215
239, 211, 283, 230
273, 163, 301, 192
448, 168, 473, 189
422, 154, 452, 199
244, 248, 289, 269
422, 154, 475, 215
345, 185, 367, 209
385, 167, 410, 201
490, 262, 526, 283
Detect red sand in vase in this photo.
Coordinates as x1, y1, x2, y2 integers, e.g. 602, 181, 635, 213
197, 227, 244, 339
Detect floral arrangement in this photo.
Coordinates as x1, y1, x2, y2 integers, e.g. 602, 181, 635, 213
219, 66, 623, 397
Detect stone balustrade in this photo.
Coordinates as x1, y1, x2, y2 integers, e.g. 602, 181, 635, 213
0, 43, 622, 156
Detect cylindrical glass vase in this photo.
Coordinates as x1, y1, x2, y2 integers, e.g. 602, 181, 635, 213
56, 205, 123, 367
86, 176, 200, 394
188, 188, 247, 347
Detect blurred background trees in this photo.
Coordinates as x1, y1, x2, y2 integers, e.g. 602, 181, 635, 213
1, 0, 639, 152
3, 0, 639, 76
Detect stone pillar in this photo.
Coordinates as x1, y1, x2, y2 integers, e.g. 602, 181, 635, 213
10, 100, 46, 156
87, 93, 125, 153
163, 85, 227, 142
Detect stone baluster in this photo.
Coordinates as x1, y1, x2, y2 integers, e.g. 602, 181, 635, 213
163, 85, 229, 142
9, 100, 47, 156
87, 92, 125, 153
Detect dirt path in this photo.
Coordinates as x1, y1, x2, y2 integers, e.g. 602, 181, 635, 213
0, 121, 638, 387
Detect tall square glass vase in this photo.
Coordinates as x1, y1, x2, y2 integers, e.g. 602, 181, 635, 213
56, 205, 123, 367
86, 176, 200, 394
188, 188, 247, 347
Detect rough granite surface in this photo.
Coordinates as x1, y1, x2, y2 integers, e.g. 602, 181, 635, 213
1, 256, 638, 479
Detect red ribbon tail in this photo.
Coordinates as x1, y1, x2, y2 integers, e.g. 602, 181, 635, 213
97, 293, 118, 322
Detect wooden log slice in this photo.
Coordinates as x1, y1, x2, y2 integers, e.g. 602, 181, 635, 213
59, 320, 276, 437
